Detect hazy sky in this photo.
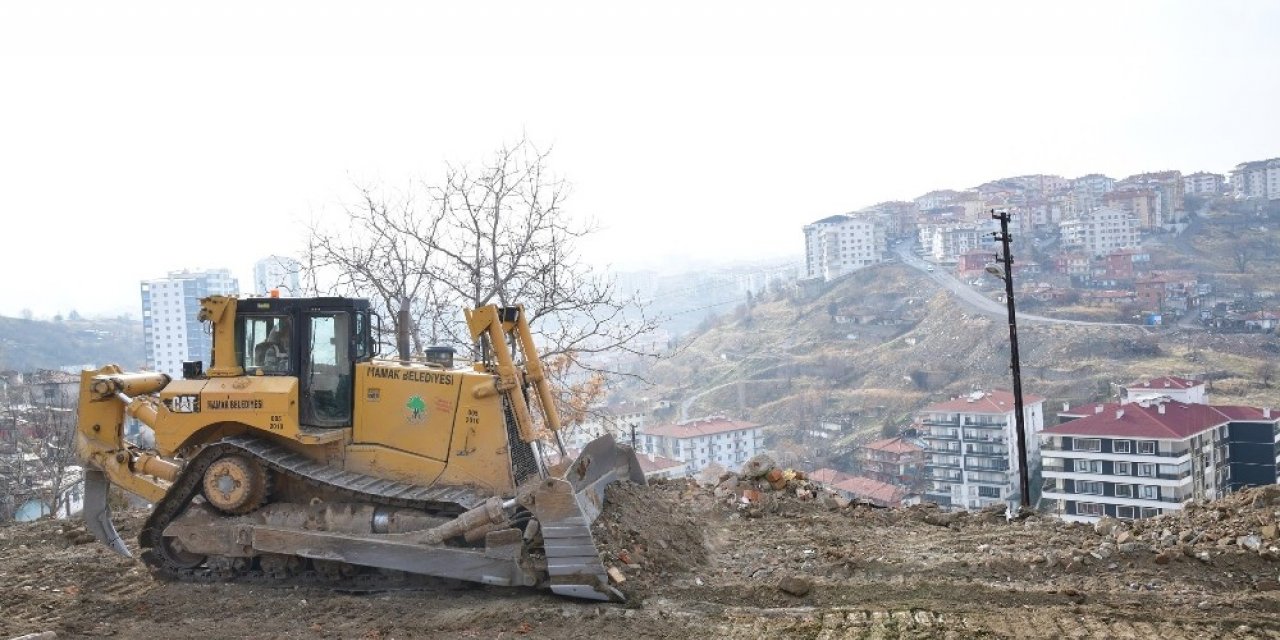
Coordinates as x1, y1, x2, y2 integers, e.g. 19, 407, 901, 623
1, 1, 1277, 318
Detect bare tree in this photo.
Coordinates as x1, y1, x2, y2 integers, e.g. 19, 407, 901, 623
26, 403, 79, 518
305, 183, 444, 360
426, 139, 658, 369
1257, 362, 1278, 388
306, 139, 661, 379
1233, 237, 1266, 273
0, 381, 79, 520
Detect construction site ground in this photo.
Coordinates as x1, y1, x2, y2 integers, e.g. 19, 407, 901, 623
5, 480, 1280, 639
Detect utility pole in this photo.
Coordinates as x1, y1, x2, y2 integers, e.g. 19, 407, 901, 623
991, 209, 1030, 510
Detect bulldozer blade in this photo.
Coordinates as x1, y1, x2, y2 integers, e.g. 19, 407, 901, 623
83, 468, 132, 558
560, 433, 647, 524
530, 435, 646, 602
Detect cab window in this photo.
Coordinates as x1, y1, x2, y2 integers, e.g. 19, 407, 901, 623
237, 315, 292, 375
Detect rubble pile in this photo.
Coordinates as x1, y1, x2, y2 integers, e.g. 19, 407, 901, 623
704, 454, 851, 516
1082, 485, 1280, 588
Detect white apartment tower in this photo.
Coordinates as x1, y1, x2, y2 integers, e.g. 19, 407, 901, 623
637, 416, 766, 476
141, 269, 240, 378
803, 214, 887, 281
1231, 158, 1280, 200
253, 255, 303, 296
1059, 206, 1140, 257
920, 390, 1047, 512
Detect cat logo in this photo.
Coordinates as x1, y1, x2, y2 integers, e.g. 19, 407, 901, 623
367, 388, 381, 402
167, 395, 200, 414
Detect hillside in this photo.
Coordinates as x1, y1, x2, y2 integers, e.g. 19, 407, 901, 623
640, 261, 1280, 454
0, 316, 144, 372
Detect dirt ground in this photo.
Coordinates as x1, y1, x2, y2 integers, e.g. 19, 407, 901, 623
5, 481, 1280, 639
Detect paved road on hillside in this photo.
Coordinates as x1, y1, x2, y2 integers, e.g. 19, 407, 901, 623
893, 243, 1138, 328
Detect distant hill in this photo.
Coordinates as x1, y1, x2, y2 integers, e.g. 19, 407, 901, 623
641, 260, 1280, 450
0, 316, 144, 372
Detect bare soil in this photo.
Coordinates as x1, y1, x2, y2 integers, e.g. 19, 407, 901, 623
4, 481, 1280, 639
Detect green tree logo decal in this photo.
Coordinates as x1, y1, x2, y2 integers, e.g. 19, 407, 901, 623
405, 395, 427, 423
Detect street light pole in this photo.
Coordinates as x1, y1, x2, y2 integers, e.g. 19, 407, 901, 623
991, 209, 1030, 510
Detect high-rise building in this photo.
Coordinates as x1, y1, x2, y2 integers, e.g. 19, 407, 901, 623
253, 255, 303, 296
919, 389, 1047, 512
802, 214, 887, 281
141, 269, 239, 378
1059, 206, 1140, 256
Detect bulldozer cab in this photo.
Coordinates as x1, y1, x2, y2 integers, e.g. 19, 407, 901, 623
233, 297, 374, 428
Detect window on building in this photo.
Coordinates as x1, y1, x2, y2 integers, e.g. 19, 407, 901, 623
1140, 507, 1159, 518
1140, 485, 1158, 500
1114, 461, 1131, 475
1117, 506, 1136, 520
1113, 440, 1131, 454
976, 486, 1000, 498
1074, 459, 1101, 473
1078, 481, 1103, 495
1115, 484, 1133, 498
1074, 438, 1101, 452
1076, 502, 1104, 517
1137, 463, 1155, 477
1138, 441, 1156, 455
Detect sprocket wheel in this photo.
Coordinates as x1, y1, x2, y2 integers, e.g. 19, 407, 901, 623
201, 454, 271, 515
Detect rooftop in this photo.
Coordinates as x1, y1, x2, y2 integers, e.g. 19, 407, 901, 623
860, 436, 923, 455
809, 468, 854, 485
924, 390, 1046, 415
1046, 399, 1277, 440
1126, 375, 1202, 391
831, 475, 906, 506
644, 416, 761, 439
637, 453, 686, 474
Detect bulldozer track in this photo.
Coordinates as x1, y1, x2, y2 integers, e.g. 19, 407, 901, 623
139, 434, 500, 589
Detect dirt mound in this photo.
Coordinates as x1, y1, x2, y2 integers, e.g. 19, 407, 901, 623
591, 479, 708, 599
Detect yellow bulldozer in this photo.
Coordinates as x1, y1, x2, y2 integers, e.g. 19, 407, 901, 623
75, 294, 644, 601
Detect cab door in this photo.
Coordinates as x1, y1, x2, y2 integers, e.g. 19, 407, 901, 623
300, 310, 353, 427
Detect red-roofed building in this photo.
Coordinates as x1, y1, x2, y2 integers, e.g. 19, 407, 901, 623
1041, 396, 1280, 524
1123, 376, 1206, 405
854, 436, 925, 487
637, 416, 765, 476
808, 467, 854, 486
636, 453, 687, 480
919, 390, 1047, 512
830, 475, 908, 507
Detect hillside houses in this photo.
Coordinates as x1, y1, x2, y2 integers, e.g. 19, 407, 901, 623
797, 154, 1277, 328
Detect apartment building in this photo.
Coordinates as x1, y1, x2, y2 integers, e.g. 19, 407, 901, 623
1119, 171, 1185, 223
141, 268, 240, 378
253, 255, 303, 296
853, 436, 925, 487
1070, 174, 1116, 212
1183, 172, 1225, 196
1231, 158, 1280, 200
920, 390, 1046, 511
1103, 189, 1162, 229
1059, 206, 1140, 257
559, 402, 649, 452
1041, 397, 1280, 523
638, 416, 765, 476
803, 214, 888, 281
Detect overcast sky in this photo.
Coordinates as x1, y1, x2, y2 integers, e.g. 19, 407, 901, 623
1, 1, 1277, 318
